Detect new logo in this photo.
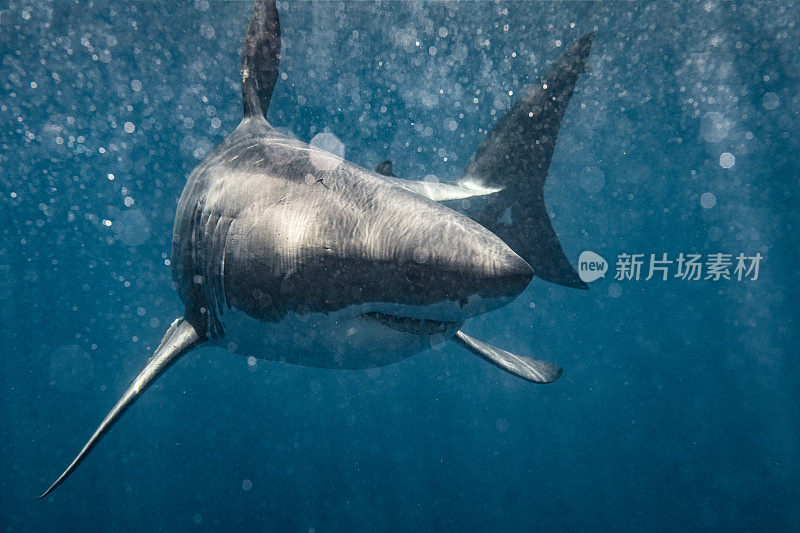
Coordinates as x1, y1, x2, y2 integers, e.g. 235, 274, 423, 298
578, 251, 608, 283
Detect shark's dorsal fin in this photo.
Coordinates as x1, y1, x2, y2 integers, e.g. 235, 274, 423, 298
458, 33, 594, 290
241, 0, 281, 120
452, 330, 562, 384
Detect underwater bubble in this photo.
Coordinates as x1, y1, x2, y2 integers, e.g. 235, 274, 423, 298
42, 123, 66, 145
310, 132, 344, 157
413, 247, 429, 264
193, 138, 213, 159
50, 345, 93, 392
700, 192, 717, 209
131, 79, 142, 92
309, 132, 345, 171
200, 23, 215, 40
124, 121, 136, 134
242, 479, 253, 491
113, 209, 151, 246
498, 206, 513, 226
701, 505, 719, 527
700, 112, 732, 143
492, 92, 511, 111
421, 92, 439, 109
761, 92, 779, 110
496, 418, 509, 432
608, 283, 622, 298
581, 166, 605, 194
719, 152, 735, 169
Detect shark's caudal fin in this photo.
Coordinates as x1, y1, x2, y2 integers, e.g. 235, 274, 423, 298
452, 330, 562, 384
39, 318, 203, 499
241, 0, 280, 120
457, 33, 594, 290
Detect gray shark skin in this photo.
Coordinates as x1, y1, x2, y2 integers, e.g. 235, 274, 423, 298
173, 118, 532, 369
40, 0, 592, 498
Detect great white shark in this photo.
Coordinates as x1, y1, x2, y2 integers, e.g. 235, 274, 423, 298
40, 0, 593, 497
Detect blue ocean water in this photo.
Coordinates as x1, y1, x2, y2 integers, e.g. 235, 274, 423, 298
2, 0, 799, 530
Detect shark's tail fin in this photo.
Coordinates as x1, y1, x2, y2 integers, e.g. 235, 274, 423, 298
458, 33, 594, 290
39, 317, 203, 499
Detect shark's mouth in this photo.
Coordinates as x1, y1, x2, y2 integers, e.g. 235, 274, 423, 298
363, 311, 461, 336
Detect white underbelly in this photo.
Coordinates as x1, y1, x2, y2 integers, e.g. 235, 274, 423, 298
213, 306, 451, 369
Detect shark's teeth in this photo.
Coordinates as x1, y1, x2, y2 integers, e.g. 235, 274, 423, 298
363, 311, 459, 336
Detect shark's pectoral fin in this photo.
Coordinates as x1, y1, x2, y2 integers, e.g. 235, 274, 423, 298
39, 317, 204, 499
451, 330, 562, 384
374, 158, 503, 201
377, 172, 503, 202
154, 317, 183, 353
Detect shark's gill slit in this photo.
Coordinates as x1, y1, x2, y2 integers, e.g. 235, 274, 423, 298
206, 215, 233, 336
219, 219, 231, 311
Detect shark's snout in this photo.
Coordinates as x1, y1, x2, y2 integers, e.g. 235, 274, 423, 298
443, 233, 533, 316
477, 246, 534, 300
388, 205, 534, 320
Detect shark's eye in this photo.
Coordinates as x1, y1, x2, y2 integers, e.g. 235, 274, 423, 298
404, 266, 422, 285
